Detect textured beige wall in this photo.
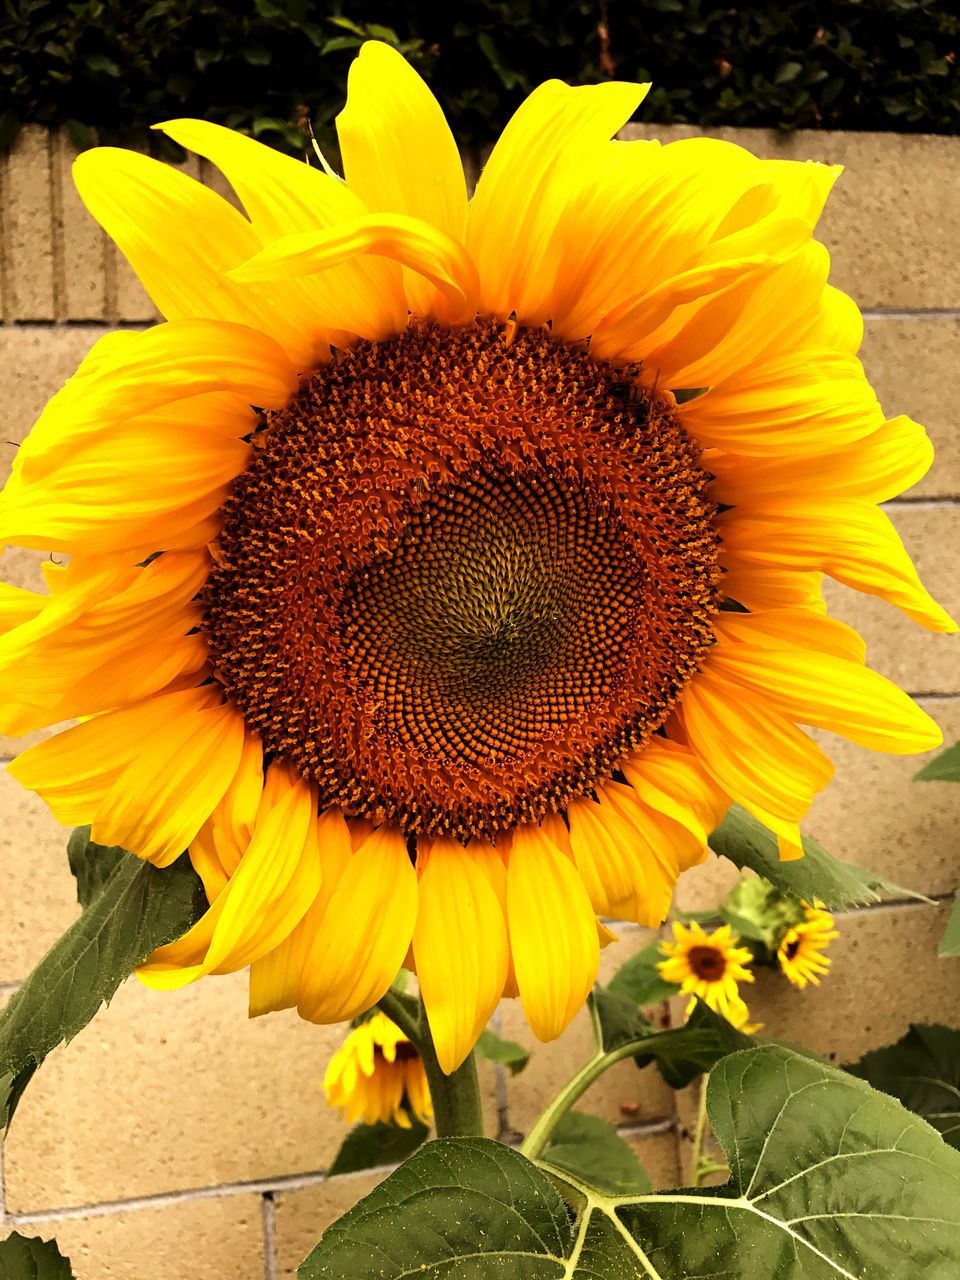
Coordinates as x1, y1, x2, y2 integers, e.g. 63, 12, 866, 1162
0, 123, 958, 1278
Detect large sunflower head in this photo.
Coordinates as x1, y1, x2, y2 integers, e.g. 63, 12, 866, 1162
323, 1011, 432, 1129
1, 41, 952, 1073
658, 921, 756, 1027
777, 901, 840, 989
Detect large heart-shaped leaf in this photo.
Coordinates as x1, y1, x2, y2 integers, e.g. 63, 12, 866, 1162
0, 828, 205, 1130
0, 1232, 74, 1279
848, 1023, 960, 1149
709, 804, 925, 909
299, 1045, 960, 1278
541, 1111, 650, 1195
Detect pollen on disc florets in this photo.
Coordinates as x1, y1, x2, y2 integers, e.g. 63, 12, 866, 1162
202, 318, 722, 841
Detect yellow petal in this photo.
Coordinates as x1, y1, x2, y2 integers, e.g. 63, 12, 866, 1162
73, 148, 323, 366
298, 826, 418, 1023
0, 551, 210, 734
591, 216, 809, 361
712, 608, 867, 665
9, 686, 245, 864
721, 565, 827, 614
141, 767, 321, 988
644, 241, 830, 389
155, 116, 407, 342
337, 41, 468, 316
681, 669, 833, 845
719, 501, 956, 633
467, 78, 648, 320
414, 838, 508, 1073
709, 643, 944, 754
248, 806, 354, 1016
708, 416, 931, 502
229, 213, 479, 324
681, 349, 883, 456
506, 823, 599, 1042
620, 739, 728, 847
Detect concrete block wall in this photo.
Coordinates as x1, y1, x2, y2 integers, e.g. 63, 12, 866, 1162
0, 123, 958, 1278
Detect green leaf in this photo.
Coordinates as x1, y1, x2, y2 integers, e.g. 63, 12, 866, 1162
589, 985, 654, 1053
847, 1024, 960, 1148
940, 893, 960, 957
709, 804, 925, 909
541, 1111, 650, 1195
722, 876, 804, 949
0, 829, 205, 1131
299, 1047, 960, 1278
633, 1001, 753, 1088
916, 741, 960, 782
475, 1027, 530, 1075
0, 1232, 75, 1278
606, 940, 676, 1006
327, 1119, 430, 1176
298, 1138, 571, 1278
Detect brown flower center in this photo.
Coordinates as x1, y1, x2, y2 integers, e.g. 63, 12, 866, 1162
688, 945, 728, 982
203, 319, 721, 841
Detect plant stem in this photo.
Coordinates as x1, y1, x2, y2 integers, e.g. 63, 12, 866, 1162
520, 1034, 661, 1160
690, 1074, 709, 1188
377, 989, 485, 1138
376, 988, 421, 1043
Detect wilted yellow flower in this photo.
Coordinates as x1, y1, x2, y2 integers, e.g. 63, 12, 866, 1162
658, 921, 756, 1028
324, 1012, 432, 1129
0, 40, 949, 1074
778, 901, 839, 989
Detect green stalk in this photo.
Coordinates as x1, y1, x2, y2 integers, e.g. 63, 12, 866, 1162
521, 1034, 662, 1159
378, 988, 485, 1138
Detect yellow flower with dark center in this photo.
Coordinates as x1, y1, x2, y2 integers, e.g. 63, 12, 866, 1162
0, 41, 951, 1074
323, 1012, 432, 1129
658, 922, 756, 1027
778, 901, 840, 989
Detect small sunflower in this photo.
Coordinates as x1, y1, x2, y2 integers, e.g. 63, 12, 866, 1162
658, 921, 756, 1027
323, 1011, 432, 1129
0, 42, 951, 1074
778, 901, 839, 989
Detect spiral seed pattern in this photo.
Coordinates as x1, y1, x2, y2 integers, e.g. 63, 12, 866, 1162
203, 319, 721, 839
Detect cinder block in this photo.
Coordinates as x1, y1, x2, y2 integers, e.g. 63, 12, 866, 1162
275, 1173, 387, 1277
0, 770, 78, 983
4, 126, 56, 320
53, 132, 107, 321
621, 123, 960, 309
3, 972, 355, 1211
499, 926, 676, 1137
823, 503, 959, 693
26, 1193, 263, 1280
861, 318, 960, 499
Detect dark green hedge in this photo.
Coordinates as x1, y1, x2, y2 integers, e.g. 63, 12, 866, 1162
2, 0, 958, 156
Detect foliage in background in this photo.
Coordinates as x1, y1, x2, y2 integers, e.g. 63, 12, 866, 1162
1, 0, 958, 157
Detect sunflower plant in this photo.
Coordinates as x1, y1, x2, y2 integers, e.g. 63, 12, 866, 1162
1, 40, 960, 1279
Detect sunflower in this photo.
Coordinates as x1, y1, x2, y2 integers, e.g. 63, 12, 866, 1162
323, 1011, 432, 1129
777, 901, 839, 989
658, 921, 756, 1027
0, 41, 951, 1076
